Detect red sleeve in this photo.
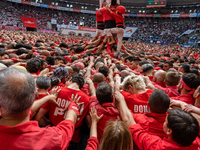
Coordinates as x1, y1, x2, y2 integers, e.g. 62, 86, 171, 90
41, 101, 50, 110
81, 84, 90, 96
129, 124, 161, 150
53, 120, 75, 149
99, 8, 105, 14
89, 96, 99, 110
85, 137, 99, 150
106, 43, 114, 58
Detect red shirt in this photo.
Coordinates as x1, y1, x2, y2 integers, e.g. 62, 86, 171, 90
90, 96, 119, 141
55, 82, 65, 89
154, 84, 180, 97
100, 7, 115, 22
85, 137, 99, 150
111, 12, 124, 27
121, 89, 154, 114
129, 124, 200, 150
35, 93, 47, 101
106, 43, 114, 58
133, 113, 167, 138
0, 120, 74, 150
96, 10, 103, 22
171, 94, 195, 105
42, 87, 90, 143
152, 82, 166, 88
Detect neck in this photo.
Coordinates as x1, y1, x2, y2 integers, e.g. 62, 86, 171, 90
180, 89, 189, 95
135, 89, 147, 94
0, 112, 30, 127
68, 83, 80, 90
195, 98, 200, 106
37, 89, 48, 95
145, 72, 153, 76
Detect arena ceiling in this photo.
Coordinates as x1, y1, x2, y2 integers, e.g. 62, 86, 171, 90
61, 0, 200, 6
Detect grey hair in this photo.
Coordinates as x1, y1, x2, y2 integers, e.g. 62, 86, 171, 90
0, 68, 36, 112
142, 64, 154, 73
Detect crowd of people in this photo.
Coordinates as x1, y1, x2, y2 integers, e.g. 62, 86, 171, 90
1, 0, 200, 149
0, 25, 200, 149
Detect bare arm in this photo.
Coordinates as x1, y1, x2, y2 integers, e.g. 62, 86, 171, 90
86, 78, 96, 96
89, 107, 103, 138
114, 74, 136, 127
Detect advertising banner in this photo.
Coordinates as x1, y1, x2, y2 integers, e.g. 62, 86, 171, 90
123, 27, 138, 37
78, 26, 96, 32
21, 16, 37, 28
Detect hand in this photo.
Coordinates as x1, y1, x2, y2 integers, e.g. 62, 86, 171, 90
86, 78, 93, 84
46, 87, 61, 106
183, 104, 195, 113
90, 56, 95, 61
170, 99, 187, 109
90, 107, 103, 124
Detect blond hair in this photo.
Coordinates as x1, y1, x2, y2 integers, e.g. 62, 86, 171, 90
122, 74, 145, 90
99, 120, 133, 150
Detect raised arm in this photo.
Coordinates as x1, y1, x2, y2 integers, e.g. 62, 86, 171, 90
114, 74, 136, 127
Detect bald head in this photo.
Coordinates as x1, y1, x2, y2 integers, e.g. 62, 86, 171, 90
120, 70, 130, 77
65, 66, 73, 76
93, 73, 105, 85
0, 68, 36, 113
154, 70, 166, 83
95, 62, 104, 70
71, 55, 79, 62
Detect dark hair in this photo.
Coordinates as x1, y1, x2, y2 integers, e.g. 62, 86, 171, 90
124, 56, 134, 62
72, 66, 80, 73
75, 46, 84, 53
148, 89, 170, 113
138, 61, 148, 67
55, 56, 66, 64
165, 72, 180, 86
181, 64, 190, 73
35, 43, 42, 47
182, 73, 200, 90
190, 69, 199, 77
111, 45, 117, 51
99, 66, 109, 77
142, 64, 154, 73
15, 42, 24, 49
167, 109, 199, 146
36, 39, 44, 43
45, 56, 55, 65
23, 44, 32, 50
16, 48, 29, 55
71, 73, 84, 89
157, 63, 163, 69
0, 51, 9, 57
36, 76, 51, 90
59, 43, 68, 48
26, 58, 41, 73
177, 59, 184, 63
5, 62, 14, 67
96, 81, 113, 104
165, 61, 173, 67
189, 59, 196, 64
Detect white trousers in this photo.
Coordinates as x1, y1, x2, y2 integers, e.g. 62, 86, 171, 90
110, 28, 124, 51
